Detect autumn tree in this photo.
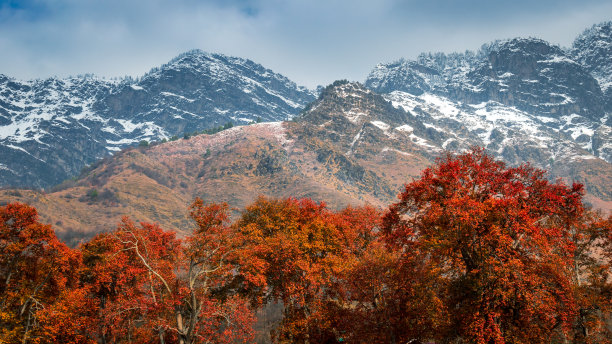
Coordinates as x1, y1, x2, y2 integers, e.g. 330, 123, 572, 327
323, 238, 450, 344
382, 148, 586, 344
233, 197, 381, 343
177, 199, 255, 344
35, 287, 97, 344
80, 219, 182, 343
0, 202, 83, 344
569, 212, 612, 343
79, 201, 254, 344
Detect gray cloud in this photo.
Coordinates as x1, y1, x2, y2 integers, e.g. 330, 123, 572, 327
0, 0, 610, 88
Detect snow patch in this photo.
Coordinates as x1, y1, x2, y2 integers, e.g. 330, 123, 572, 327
344, 109, 368, 124
409, 134, 437, 149
0, 163, 16, 174
536, 116, 557, 123
266, 122, 292, 147
106, 138, 137, 145
370, 121, 390, 131
538, 56, 578, 65
382, 146, 412, 157
395, 124, 414, 133
160, 91, 195, 103
116, 119, 140, 133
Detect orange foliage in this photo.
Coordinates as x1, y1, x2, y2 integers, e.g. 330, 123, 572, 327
79, 219, 182, 342
234, 197, 381, 343
382, 148, 606, 343
1, 149, 611, 344
0, 203, 82, 344
79, 206, 255, 344
571, 213, 612, 343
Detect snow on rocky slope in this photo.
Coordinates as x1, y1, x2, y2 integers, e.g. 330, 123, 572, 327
366, 23, 612, 166
2, 22, 611, 193
0, 50, 315, 188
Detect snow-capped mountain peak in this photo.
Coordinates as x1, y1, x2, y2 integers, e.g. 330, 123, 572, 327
365, 24, 612, 166
0, 51, 316, 188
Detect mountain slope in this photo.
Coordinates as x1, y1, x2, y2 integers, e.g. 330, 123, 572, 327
0, 76, 118, 187
365, 25, 612, 166
367, 38, 606, 120
1, 82, 610, 246
0, 50, 315, 188
0, 83, 433, 243
572, 21, 612, 111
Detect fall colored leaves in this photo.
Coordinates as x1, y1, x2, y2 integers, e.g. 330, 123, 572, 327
1, 149, 611, 343
381, 150, 612, 343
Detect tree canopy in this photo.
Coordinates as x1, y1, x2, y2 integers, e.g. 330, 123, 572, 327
1, 149, 610, 343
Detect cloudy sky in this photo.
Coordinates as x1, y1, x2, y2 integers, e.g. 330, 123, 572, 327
0, 0, 610, 88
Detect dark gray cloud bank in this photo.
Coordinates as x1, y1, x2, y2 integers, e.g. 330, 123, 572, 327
0, 0, 610, 88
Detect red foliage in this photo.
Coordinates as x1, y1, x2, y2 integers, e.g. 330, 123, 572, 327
233, 196, 382, 342
571, 213, 612, 343
80, 208, 254, 344
0, 203, 82, 343
382, 148, 590, 343
79, 219, 182, 342
1, 149, 610, 344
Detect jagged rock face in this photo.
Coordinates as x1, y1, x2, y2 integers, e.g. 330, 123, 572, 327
0, 76, 118, 187
365, 25, 612, 168
301, 81, 417, 128
367, 38, 605, 120
100, 52, 315, 133
292, 82, 437, 197
0, 50, 315, 188
466, 39, 605, 120
572, 21, 612, 112
365, 61, 443, 95
296, 81, 449, 162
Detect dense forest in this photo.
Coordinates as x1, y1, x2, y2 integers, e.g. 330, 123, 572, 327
1, 149, 611, 344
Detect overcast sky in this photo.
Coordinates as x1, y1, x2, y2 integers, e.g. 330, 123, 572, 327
0, 0, 611, 88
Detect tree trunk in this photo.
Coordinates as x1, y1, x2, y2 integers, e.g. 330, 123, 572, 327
177, 311, 185, 344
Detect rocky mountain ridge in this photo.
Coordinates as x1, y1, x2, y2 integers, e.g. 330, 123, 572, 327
572, 21, 612, 107
1, 20, 611, 220
0, 50, 316, 188
365, 22, 612, 165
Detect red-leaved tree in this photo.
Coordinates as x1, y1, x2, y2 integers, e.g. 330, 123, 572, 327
79, 201, 254, 344
233, 197, 381, 343
382, 148, 587, 344
0, 202, 82, 344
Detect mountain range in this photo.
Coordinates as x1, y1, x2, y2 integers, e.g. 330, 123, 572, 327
0, 50, 315, 188
1, 21, 611, 240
